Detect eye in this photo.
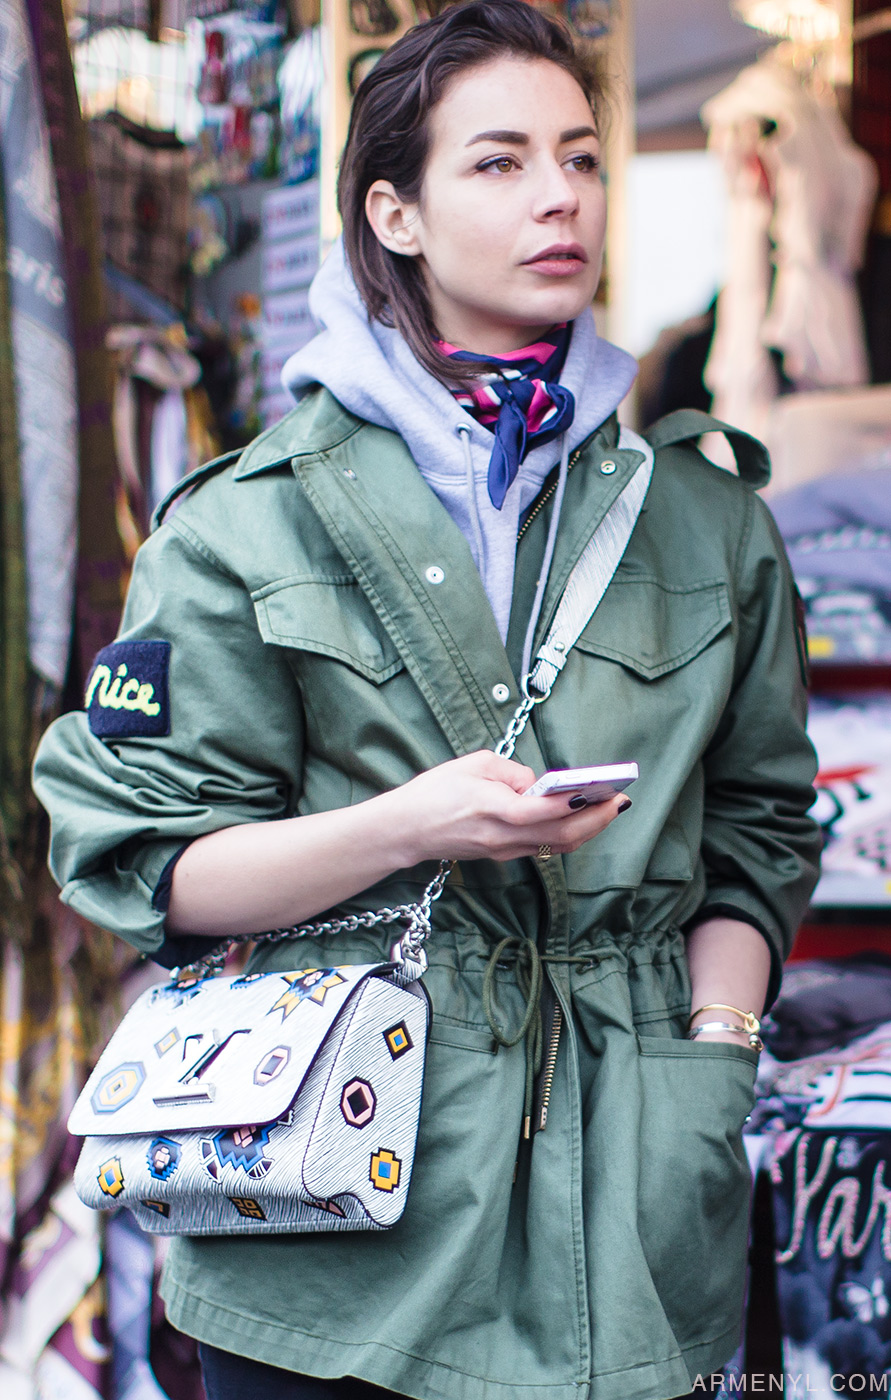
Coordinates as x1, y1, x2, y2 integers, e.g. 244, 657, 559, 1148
478, 155, 519, 174
566, 152, 600, 173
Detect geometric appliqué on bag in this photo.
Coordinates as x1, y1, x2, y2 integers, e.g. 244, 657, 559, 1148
230, 1196, 266, 1220
91, 1062, 146, 1114
269, 969, 347, 1020
310, 1197, 347, 1218
97, 1157, 126, 1198
142, 1199, 170, 1217
201, 1125, 272, 1181
340, 1079, 376, 1128
254, 1046, 290, 1085
154, 1028, 180, 1057
147, 1136, 181, 1181
383, 1022, 413, 1060
149, 977, 204, 1010
369, 1149, 401, 1192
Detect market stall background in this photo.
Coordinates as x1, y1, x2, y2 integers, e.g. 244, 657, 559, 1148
1, 1, 891, 1397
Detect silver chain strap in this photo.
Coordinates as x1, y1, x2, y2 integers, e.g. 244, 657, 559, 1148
178, 689, 546, 980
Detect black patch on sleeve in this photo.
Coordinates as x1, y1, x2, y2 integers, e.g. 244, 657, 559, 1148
85, 641, 171, 739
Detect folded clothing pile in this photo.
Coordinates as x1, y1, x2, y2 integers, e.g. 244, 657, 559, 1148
770, 468, 891, 662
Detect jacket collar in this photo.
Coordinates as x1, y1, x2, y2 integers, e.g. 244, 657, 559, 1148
270, 392, 643, 768
234, 390, 362, 479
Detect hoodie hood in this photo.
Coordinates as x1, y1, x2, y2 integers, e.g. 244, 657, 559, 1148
282, 239, 637, 641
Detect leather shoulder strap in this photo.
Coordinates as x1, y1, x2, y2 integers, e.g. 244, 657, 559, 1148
644, 409, 770, 489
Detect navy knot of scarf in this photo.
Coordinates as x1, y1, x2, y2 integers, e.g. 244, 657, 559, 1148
436, 324, 575, 510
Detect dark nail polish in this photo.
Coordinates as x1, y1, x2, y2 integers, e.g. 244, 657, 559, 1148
617, 797, 632, 813
568, 794, 589, 810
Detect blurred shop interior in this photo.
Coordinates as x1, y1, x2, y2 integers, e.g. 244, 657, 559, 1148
3, 0, 891, 1394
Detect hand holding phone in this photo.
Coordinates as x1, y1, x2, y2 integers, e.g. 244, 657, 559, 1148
525, 762, 638, 808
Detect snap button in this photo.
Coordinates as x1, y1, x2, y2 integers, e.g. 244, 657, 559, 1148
600, 459, 617, 475
492, 683, 510, 704
425, 565, 445, 585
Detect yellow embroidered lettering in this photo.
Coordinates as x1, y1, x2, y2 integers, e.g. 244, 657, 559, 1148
134, 683, 161, 717
118, 678, 140, 709
85, 665, 112, 708
104, 664, 127, 708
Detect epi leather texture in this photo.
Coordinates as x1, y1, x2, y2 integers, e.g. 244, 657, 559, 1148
69, 962, 429, 1235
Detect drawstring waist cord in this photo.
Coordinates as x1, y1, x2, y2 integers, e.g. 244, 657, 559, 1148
482, 936, 594, 1132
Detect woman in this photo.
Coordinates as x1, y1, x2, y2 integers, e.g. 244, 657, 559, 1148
34, 3, 821, 1398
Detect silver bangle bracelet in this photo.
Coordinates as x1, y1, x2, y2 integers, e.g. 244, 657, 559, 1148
687, 1021, 763, 1051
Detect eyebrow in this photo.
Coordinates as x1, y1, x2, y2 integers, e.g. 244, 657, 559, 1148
466, 129, 528, 147
465, 125, 598, 147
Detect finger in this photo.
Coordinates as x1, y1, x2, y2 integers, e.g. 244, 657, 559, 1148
508, 790, 631, 840
503, 788, 624, 827
463, 752, 537, 793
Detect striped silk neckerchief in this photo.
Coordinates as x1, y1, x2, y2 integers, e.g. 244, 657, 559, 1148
436, 323, 575, 509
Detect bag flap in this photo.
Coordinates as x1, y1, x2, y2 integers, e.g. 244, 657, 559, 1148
68, 964, 387, 1137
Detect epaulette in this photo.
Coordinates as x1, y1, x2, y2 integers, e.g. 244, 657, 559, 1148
152, 449, 244, 530
644, 409, 771, 489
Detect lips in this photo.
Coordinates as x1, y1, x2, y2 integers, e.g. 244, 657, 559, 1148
523, 243, 589, 275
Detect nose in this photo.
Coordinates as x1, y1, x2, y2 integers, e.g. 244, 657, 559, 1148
531, 157, 580, 222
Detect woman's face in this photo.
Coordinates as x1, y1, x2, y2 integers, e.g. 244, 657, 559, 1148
366, 56, 606, 353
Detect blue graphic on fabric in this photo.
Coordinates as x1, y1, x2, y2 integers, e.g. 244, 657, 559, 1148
91, 1062, 145, 1114
147, 1136, 181, 1182
85, 640, 171, 739
149, 973, 207, 1010
231, 972, 269, 989
212, 1124, 271, 1173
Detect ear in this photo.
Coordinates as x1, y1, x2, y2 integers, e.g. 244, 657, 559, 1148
365, 179, 423, 257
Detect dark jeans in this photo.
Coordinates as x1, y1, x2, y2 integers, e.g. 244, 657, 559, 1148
198, 1343, 403, 1399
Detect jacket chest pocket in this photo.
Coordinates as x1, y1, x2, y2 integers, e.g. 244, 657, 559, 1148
573, 575, 731, 680
252, 576, 405, 684
556, 576, 733, 890
250, 576, 429, 797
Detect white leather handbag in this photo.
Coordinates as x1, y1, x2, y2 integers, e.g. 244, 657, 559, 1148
69, 893, 440, 1237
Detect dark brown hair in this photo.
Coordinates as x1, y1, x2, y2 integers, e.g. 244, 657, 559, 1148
338, 0, 603, 384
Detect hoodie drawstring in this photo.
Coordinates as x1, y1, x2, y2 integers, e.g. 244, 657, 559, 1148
519, 432, 570, 689
457, 423, 486, 572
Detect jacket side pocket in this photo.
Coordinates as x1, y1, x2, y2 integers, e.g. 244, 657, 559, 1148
635, 1037, 757, 1352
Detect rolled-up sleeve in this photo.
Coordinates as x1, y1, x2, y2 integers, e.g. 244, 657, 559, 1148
692, 491, 822, 1009
33, 516, 305, 958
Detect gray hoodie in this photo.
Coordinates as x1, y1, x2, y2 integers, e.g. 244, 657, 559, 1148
282, 240, 637, 640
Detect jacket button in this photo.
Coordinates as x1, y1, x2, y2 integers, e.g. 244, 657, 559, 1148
492, 683, 510, 703
600, 459, 617, 475
425, 565, 445, 585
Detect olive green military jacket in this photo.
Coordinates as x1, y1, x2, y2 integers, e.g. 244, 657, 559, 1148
34, 390, 820, 1400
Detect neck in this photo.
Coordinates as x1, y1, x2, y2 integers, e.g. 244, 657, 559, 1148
433, 318, 559, 357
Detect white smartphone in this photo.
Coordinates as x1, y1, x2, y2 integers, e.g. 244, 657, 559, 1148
525, 761, 639, 807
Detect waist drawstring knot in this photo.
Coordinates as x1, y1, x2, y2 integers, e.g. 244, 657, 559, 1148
482, 936, 595, 1132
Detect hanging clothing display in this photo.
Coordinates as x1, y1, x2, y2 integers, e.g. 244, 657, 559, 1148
0, 5, 140, 1398
763, 956, 891, 1062
806, 697, 891, 906
770, 468, 891, 663
0, 0, 78, 691
88, 114, 191, 324
0, 178, 29, 870
770, 1126, 891, 1398
703, 57, 878, 441
27, 0, 129, 689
